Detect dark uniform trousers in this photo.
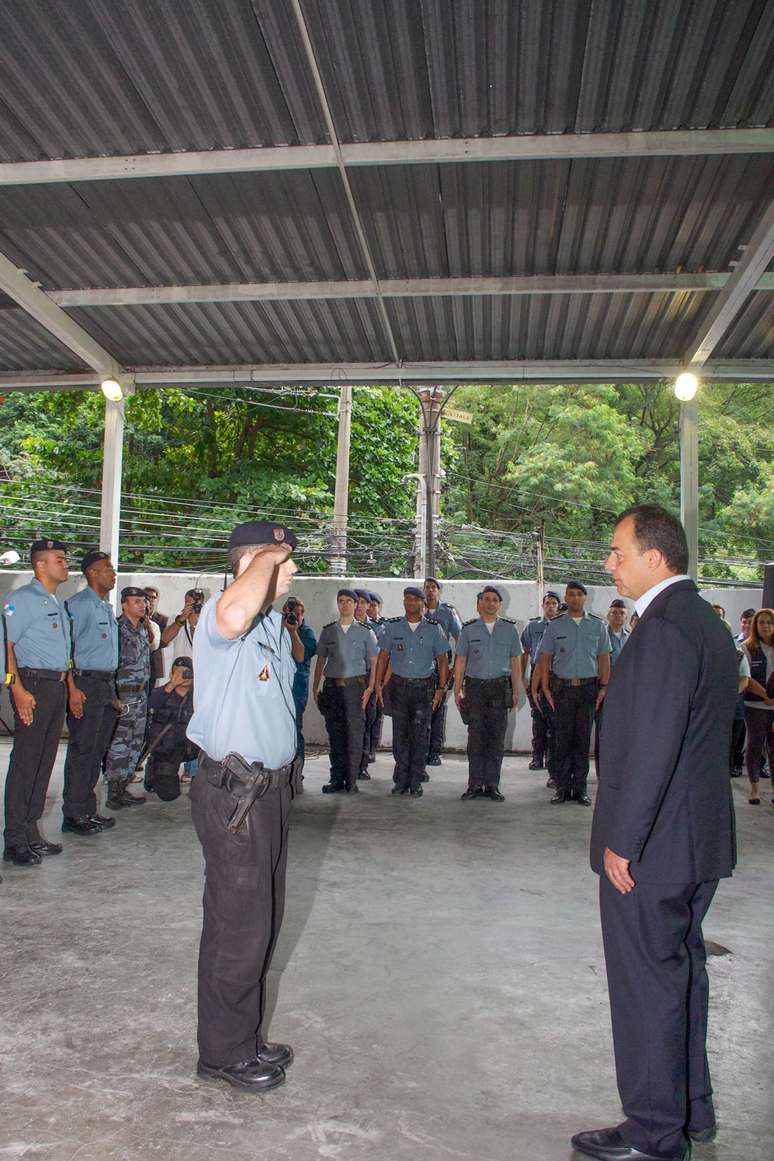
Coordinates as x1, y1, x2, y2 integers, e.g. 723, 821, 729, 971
528, 688, 556, 770
390, 674, 434, 790
190, 767, 291, 1067
321, 678, 365, 790
63, 673, 118, 819
427, 694, 447, 761
600, 876, 718, 1157
465, 676, 510, 788
362, 691, 383, 767
552, 678, 597, 794
4, 671, 67, 847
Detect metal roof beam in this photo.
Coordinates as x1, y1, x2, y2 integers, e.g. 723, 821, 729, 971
0, 360, 771, 392
48, 272, 774, 307
684, 199, 774, 368
1, 129, 771, 186
0, 249, 122, 379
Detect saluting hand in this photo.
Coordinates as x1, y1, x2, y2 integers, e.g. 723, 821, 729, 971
12, 686, 36, 726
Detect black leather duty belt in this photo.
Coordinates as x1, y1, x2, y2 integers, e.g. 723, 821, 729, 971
73, 668, 115, 680
325, 675, 366, 687
551, 676, 598, 688
465, 675, 511, 685
390, 673, 435, 686
17, 667, 67, 682
200, 752, 294, 794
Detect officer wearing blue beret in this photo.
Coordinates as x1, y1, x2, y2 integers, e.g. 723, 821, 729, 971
62, 551, 119, 835
454, 586, 522, 801
536, 581, 611, 804
375, 587, 449, 795
186, 519, 301, 1094
3, 538, 71, 865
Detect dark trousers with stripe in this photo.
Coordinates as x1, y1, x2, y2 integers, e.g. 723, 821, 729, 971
4, 674, 66, 848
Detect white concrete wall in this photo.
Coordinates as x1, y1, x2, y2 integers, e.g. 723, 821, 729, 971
0, 570, 764, 751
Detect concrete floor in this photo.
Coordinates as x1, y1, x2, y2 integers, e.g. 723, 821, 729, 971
1, 742, 772, 1161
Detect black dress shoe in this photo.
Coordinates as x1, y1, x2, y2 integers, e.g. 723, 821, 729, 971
573, 792, 592, 805
256, 1041, 294, 1069
460, 787, 483, 800
30, 840, 63, 856
409, 786, 423, 796
427, 755, 442, 766
120, 787, 146, 805
528, 758, 544, 770
357, 769, 371, 780
62, 816, 102, 835
90, 813, 116, 829
571, 1126, 689, 1161
322, 782, 346, 794
3, 845, 42, 866
485, 786, 505, 802
550, 790, 568, 804
197, 1057, 285, 1093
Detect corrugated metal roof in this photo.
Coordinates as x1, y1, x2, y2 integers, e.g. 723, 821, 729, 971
0, 308, 89, 370
715, 290, 774, 358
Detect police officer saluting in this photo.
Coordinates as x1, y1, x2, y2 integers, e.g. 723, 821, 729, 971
454, 586, 522, 801
3, 538, 71, 865
186, 520, 302, 1093
376, 586, 449, 796
536, 581, 611, 805
313, 589, 378, 794
423, 577, 462, 766
105, 587, 153, 810
62, 551, 119, 834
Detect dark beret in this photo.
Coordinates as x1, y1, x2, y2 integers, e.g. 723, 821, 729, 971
609, 598, 627, 609
423, 576, 442, 589
30, 538, 67, 557
228, 520, 297, 550
741, 607, 756, 618
121, 586, 147, 601
565, 580, 588, 595
404, 586, 425, 600
353, 589, 370, 600
81, 550, 110, 574
480, 585, 503, 601
368, 591, 383, 604
544, 590, 561, 603
337, 588, 358, 601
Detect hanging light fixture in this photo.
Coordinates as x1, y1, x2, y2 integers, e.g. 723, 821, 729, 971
100, 378, 123, 402
674, 372, 699, 402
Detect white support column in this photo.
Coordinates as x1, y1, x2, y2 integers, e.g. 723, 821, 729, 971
329, 384, 352, 575
100, 399, 125, 573
679, 397, 699, 580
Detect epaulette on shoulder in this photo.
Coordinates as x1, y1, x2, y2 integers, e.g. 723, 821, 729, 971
441, 601, 457, 610
500, 616, 516, 624
323, 620, 337, 629
553, 612, 567, 620
528, 615, 540, 621
386, 615, 402, 623
462, 616, 478, 627
588, 613, 604, 620
425, 615, 441, 626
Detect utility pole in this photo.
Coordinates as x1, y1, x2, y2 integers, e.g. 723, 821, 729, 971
535, 521, 545, 610
415, 385, 444, 578
329, 383, 352, 575
679, 396, 699, 580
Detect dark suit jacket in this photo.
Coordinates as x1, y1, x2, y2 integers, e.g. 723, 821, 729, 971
590, 579, 737, 884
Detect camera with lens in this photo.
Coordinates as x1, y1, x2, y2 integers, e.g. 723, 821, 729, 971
284, 597, 300, 627
191, 589, 205, 614
179, 666, 194, 681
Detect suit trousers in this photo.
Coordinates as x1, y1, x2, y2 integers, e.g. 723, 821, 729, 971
390, 675, 434, 790
63, 674, 118, 819
190, 771, 291, 1066
321, 680, 365, 790
4, 675, 66, 847
600, 875, 718, 1157
465, 677, 509, 788
552, 680, 596, 793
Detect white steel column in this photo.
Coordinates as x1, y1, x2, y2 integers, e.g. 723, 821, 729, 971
100, 399, 125, 571
329, 384, 353, 575
679, 398, 699, 580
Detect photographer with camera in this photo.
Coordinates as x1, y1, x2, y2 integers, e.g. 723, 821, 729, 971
281, 597, 317, 764
143, 656, 198, 801
161, 587, 204, 672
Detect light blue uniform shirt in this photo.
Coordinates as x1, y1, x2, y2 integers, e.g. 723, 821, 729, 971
457, 617, 522, 679
2, 579, 71, 670
187, 594, 297, 768
315, 621, 378, 678
425, 602, 462, 645
537, 612, 611, 679
608, 628, 629, 667
379, 617, 449, 679
521, 617, 553, 668
66, 586, 119, 671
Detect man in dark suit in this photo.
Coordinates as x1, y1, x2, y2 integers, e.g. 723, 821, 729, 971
571, 505, 738, 1161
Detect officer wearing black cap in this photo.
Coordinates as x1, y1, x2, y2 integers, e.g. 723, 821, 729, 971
104, 586, 153, 810
375, 586, 449, 795
313, 589, 378, 793
2, 538, 70, 866
536, 581, 611, 804
186, 519, 302, 1094
62, 551, 119, 835
454, 586, 522, 801
423, 577, 462, 766
520, 590, 561, 773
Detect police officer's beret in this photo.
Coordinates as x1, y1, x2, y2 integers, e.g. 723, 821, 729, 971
368, 591, 383, 604
565, 580, 588, 595
228, 520, 298, 550
404, 586, 425, 599
609, 598, 627, 609
30, 537, 67, 558
337, 588, 358, 601
353, 588, 370, 600
81, 550, 110, 574
424, 576, 442, 589
480, 585, 503, 601
121, 586, 147, 601
544, 590, 561, 603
